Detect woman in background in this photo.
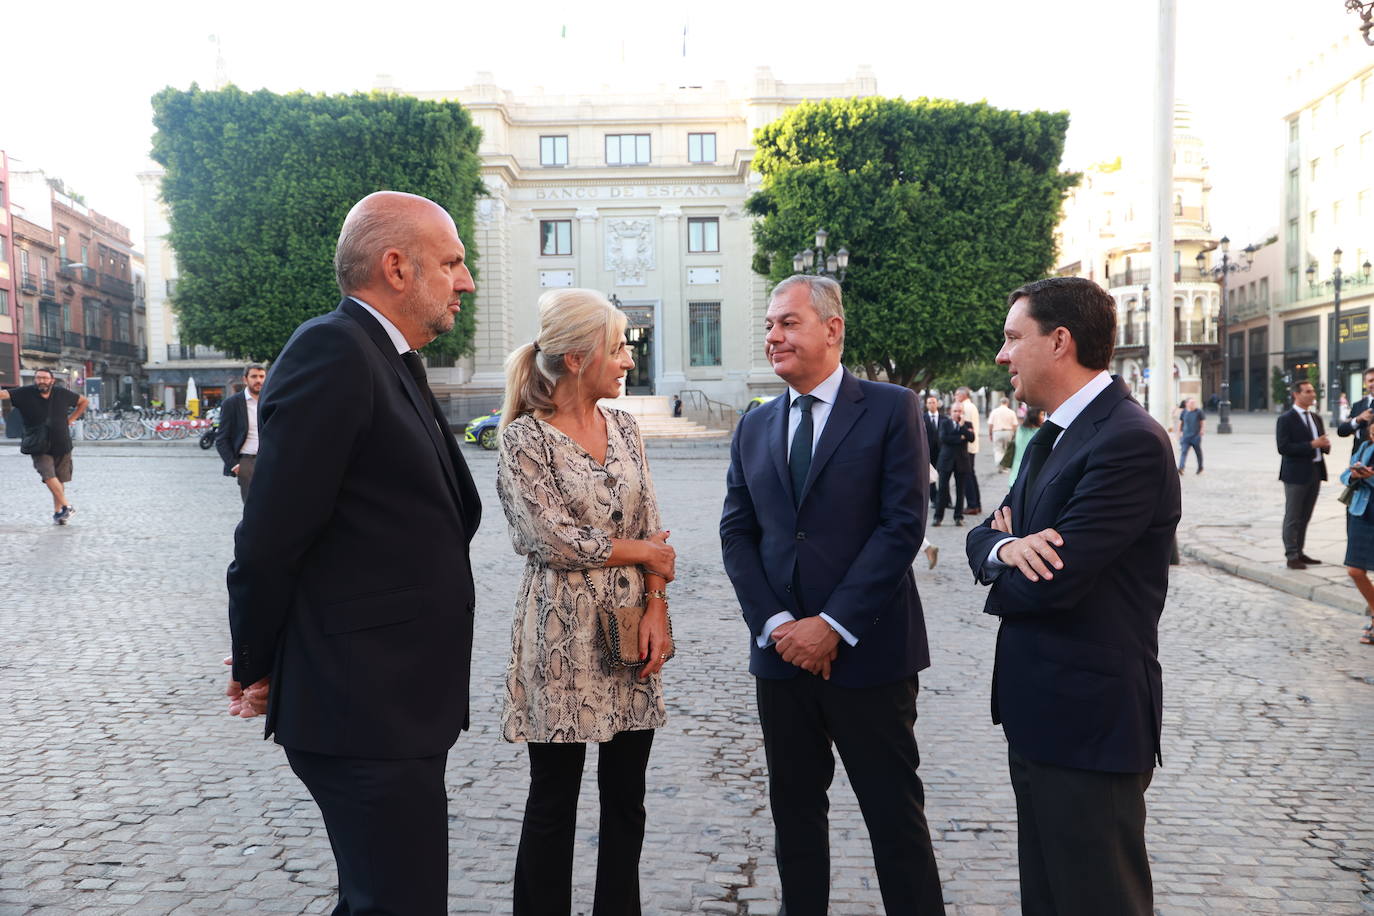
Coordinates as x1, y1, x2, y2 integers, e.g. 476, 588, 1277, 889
1008, 407, 1046, 485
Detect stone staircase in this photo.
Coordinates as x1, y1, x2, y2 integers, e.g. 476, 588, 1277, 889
598, 395, 728, 439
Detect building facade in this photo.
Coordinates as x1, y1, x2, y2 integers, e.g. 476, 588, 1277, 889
9, 169, 145, 406
1054, 105, 1221, 407
1274, 32, 1374, 410
0, 151, 18, 386
410, 67, 878, 404
137, 168, 241, 409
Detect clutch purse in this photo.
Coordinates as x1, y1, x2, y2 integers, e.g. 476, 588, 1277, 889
581, 570, 675, 670
1339, 481, 1360, 506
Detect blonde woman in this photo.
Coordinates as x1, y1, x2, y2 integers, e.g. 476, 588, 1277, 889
496, 289, 675, 915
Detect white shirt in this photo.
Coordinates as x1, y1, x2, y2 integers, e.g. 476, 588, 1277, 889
1295, 407, 1323, 462
350, 296, 410, 355
240, 390, 260, 456
759, 364, 860, 650
987, 370, 1114, 569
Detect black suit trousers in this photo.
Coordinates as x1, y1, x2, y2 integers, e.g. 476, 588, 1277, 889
1282, 477, 1323, 558
284, 747, 449, 916
513, 729, 655, 916
755, 674, 945, 915
1008, 748, 1153, 916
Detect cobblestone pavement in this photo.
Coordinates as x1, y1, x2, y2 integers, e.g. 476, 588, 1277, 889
1, 438, 1371, 914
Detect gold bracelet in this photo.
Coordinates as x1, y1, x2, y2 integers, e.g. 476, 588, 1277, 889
648, 589, 669, 603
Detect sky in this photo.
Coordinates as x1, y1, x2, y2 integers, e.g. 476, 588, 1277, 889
3, 0, 1365, 252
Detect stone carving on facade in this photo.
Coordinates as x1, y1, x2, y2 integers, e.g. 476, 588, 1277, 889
475, 197, 506, 227
604, 218, 656, 286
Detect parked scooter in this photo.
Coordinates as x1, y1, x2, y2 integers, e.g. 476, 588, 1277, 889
198, 406, 221, 450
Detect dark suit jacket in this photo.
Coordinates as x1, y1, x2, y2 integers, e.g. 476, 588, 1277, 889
965, 377, 1180, 774
214, 390, 250, 477
1276, 408, 1329, 483
923, 411, 942, 469
1337, 396, 1372, 454
935, 417, 974, 473
227, 298, 481, 758
720, 369, 930, 688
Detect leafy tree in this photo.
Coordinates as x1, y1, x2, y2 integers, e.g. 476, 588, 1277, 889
749, 96, 1077, 389
1271, 366, 1288, 410
151, 86, 484, 361
930, 360, 1013, 396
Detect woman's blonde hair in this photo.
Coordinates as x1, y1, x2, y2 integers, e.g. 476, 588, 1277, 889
500, 288, 628, 428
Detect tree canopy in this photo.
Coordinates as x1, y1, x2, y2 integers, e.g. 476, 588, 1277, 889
748, 96, 1077, 389
150, 86, 484, 361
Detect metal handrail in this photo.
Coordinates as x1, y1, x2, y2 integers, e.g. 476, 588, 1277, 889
677, 388, 738, 431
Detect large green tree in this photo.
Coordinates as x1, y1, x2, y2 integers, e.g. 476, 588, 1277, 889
749, 96, 1077, 389
151, 86, 484, 361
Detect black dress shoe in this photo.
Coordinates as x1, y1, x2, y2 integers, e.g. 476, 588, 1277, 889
1300, 554, 1322, 565
1286, 558, 1307, 570
932, 520, 942, 527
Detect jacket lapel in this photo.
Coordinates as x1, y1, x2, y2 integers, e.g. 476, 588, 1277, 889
339, 298, 467, 512
767, 393, 794, 504
800, 370, 864, 506
1022, 377, 1130, 527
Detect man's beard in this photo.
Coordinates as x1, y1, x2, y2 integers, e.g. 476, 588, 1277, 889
400, 287, 456, 341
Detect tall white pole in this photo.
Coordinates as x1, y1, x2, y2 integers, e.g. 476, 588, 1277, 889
1149, 0, 1177, 427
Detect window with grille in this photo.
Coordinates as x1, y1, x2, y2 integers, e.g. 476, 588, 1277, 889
689, 301, 722, 367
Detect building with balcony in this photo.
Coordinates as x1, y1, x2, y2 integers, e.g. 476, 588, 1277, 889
138, 168, 242, 409
1054, 104, 1221, 406
1273, 30, 1374, 409
9, 168, 146, 407
402, 67, 879, 404
0, 151, 18, 387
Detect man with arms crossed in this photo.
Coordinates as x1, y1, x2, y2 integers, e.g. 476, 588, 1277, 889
225, 191, 481, 914
214, 363, 267, 503
1, 368, 88, 524
721, 274, 944, 914
965, 277, 1180, 915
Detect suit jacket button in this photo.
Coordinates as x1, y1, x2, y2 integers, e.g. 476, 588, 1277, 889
796, 531, 806, 540
619, 576, 630, 588
785, 585, 792, 592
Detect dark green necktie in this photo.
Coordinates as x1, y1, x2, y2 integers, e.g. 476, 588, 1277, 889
1019, 419, 1064, 500
790, 394, 817, 506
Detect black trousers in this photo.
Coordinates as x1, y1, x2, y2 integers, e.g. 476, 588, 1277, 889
935, 465, 967, 522
756, 674, 945, 916
1008, 748, 1154, 916
513, 729, 655, 916
1282, 477, 1322, 558
284, 746, 449, 916
965, 453, 982, 509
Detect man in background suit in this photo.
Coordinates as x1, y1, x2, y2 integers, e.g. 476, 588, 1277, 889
924, 394, 942, 506
214, 363, 267, 503
225, 191, 481, 914
965, 277, 1180, 915
721, 274, 944, 915
1337, 366, 1374, 455
1277, 379, 1330, 569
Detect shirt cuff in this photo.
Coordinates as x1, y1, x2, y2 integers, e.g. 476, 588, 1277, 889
819, 612, 859, 647
986, 537, 1017, 572
757, 612, 795, 648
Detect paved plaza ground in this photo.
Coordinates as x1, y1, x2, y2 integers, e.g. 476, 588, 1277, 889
1, 421, 1371, 914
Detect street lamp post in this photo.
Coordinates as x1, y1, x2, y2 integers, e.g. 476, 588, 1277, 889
1308, 249, 1350, 426
1196, 236, 1255, 434
791, 228, 851, 283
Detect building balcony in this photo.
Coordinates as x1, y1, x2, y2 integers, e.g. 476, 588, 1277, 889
99, 273, 134, 299
20, 272, 37, 293
23, 333, 61, 353
64, 331, 83, 348
41, 279, 56, 297
1108, 267, 1214, 289
85, 334, 103, 350
108, 341, 136, 358
166, 343, 230, 361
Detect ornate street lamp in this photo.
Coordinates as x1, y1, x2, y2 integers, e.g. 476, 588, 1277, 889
791, 228, 851, 283
1347, 0, 1374, 45
1196, 236, 1255, 434
1307, 251, 1374, 425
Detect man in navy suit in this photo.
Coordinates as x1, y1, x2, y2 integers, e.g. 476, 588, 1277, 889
965, 277, 1180, 916
214, 363, 266, 503
1336, 366, 1374, 455
721, 274, 944, 915
1277, 379, 1330, 568
225, 191, 482, 914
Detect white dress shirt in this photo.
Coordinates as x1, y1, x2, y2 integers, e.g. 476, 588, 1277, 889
350, 296, 410, 355
759, 364, 861, 649
987, 370, 1114, 569
1295, 407, 1323, 462
240, 390, 260, 457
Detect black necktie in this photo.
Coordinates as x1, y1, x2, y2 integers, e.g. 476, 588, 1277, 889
790, 394, 817, 506
401, 350, 440, 416
1019, 419, 1064, 501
